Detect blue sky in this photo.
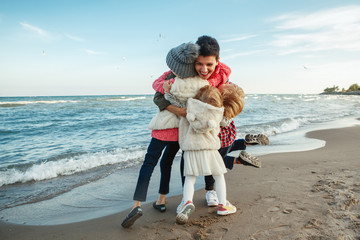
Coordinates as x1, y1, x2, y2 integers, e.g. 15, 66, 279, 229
1, 0, 360, 96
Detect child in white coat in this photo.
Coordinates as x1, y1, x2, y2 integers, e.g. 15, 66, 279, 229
176, 85, 240, 224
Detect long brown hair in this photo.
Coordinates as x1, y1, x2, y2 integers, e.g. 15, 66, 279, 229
194, 85, 223, 108
220, 84, 245, 119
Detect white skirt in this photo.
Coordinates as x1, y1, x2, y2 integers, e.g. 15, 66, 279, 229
183, 150, 227, 176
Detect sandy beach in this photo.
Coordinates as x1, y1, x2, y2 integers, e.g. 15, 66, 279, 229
1, 124, 359, 240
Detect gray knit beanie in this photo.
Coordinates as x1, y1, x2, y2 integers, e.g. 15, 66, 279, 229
166, 42, 200, 78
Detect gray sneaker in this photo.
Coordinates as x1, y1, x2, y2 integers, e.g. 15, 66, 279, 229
176, 201, 195, 224
245, 134, 269, 145
236, 151, 261, 168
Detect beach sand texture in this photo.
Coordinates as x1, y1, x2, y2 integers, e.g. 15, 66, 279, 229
1, 125, 359, 240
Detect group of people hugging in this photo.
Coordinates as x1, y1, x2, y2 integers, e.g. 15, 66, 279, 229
122, 35, 269, 228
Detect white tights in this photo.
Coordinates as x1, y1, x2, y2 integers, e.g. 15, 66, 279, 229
183, 174, 226, 205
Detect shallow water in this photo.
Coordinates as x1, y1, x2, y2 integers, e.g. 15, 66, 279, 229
1, 94, 360, 225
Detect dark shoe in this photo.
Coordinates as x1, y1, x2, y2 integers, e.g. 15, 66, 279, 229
153, 202, 166, 212
236, 151, 261, 168
245, 134, 269, 145
121, 206, 143, 228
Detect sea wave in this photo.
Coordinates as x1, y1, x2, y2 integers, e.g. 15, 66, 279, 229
0, 96, 148, 107
270, 118, 306, 134
0, 147, 147, 187
105, 96, 146, 102
0, 100, 79, 107
302, 97, 321, 102
238, 117, 309, 137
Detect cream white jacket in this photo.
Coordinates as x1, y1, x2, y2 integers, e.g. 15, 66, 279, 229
148, 76, 208, 130
179, 98, 224, 151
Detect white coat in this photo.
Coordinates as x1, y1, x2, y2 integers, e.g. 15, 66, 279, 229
179, 98, 227, 176
148, 76, 208, 130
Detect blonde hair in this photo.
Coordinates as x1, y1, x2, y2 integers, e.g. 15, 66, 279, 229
193, 85, 223, 108
221, 84, 245, 119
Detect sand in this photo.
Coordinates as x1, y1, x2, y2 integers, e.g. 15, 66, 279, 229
1, 125, 359, 240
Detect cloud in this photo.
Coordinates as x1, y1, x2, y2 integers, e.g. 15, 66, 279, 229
222, 50, 263, 60
220, 34, 257, 43
64, 33, 85, 42
272, 6, 360, 30
20, 23, 85, 43
84, 49, 104, 55
269, 6, 360, 55
20, 22, 50, 39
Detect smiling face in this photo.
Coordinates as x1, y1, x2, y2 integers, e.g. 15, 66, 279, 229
195, 55, 219, 80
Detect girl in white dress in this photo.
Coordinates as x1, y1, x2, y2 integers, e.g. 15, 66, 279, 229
176, 85, 238, 224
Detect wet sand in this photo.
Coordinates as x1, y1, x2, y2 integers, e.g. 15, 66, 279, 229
1, 125, 359, 239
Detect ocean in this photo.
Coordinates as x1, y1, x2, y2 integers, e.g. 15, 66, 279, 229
1, 94, 360, 225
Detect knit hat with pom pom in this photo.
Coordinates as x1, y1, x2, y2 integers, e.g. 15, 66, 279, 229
166, 42, 200, 78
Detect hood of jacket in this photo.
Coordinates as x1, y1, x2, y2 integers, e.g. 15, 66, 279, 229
186, 98, 224, 133
170, 76, 209, 103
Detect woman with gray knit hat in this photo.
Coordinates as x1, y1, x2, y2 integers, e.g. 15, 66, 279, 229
148, 42, 239, 224
122, 42, 207, 228
147, 43, 208, 131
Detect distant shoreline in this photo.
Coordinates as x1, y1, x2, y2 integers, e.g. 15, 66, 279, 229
320, 91, 360, 95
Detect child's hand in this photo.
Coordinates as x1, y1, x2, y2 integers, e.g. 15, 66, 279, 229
163, 81, 172, 93
177, 107, 187, 117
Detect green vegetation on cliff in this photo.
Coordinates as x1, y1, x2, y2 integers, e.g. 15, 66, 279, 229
322, 83, 360, 95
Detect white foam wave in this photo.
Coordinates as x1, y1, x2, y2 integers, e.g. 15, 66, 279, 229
302, 98, 319, 102
271, 118, 303, 134
283, 97, 294, 100
106, 97, 146, 102
239, 118, 307, 137
0, 148, 146, 187
0, 96, 147, 106
0, 100, 79, 106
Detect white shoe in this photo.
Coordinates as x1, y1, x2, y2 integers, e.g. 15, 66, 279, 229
176, 200, 185, 214
176, 201, 195, 224
205, 190, 219, 207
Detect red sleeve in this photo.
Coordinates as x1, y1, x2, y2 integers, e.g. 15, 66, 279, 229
217, 62, 232, 87
152, 70, 175, 94
208, 62, 232, 88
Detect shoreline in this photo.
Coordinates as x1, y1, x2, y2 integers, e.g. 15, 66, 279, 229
1, 118, 358, 226
1, 123, 360, 239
